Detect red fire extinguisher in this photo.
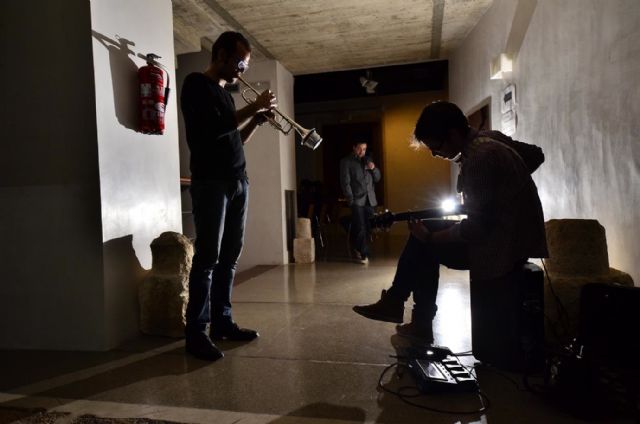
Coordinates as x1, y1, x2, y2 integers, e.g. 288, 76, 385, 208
138, 53, 170, 135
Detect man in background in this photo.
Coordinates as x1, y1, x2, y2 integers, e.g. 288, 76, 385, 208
340, 141, 381, 264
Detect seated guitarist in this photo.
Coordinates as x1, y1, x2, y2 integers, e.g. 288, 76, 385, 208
353, 101, 548, 344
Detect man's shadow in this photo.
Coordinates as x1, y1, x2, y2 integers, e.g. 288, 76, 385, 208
266, 403, 366, 423
92, 31, 139, 131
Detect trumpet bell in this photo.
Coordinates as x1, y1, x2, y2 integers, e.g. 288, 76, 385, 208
300, 128, 323, 150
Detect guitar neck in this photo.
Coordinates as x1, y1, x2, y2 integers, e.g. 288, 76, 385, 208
392, 206, 465, 223
370, 205, 465, 231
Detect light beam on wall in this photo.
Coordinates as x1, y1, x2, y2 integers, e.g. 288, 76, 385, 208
490, 53, 513, 80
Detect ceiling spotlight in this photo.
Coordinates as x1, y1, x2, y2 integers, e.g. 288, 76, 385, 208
360, 70, 378, 94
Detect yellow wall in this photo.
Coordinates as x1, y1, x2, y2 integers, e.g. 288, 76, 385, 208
381, 92, 452, 213
295, 91, 453, 243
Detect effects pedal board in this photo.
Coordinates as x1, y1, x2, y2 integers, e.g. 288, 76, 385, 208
397, 344, 479, 393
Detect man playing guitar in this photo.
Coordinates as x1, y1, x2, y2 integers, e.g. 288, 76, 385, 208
353, 101, 548, 344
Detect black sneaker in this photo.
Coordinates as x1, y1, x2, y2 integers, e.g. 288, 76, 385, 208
352, 289, 404, 323
211, 322, 259, 341
185, 332, 224, 361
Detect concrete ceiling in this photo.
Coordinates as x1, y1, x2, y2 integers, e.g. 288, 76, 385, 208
173, 0, 493, 75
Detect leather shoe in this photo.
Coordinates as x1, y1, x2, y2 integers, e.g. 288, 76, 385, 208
211, 322, 259, 341
185, 332, 224, 361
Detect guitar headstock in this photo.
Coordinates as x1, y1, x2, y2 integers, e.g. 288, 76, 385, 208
370, 210, 395, 231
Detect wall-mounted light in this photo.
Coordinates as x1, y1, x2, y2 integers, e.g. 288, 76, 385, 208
490, 53, 513, 80
360, 70, 378, 94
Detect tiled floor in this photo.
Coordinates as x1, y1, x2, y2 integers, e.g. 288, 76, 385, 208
0, 251, 633, 423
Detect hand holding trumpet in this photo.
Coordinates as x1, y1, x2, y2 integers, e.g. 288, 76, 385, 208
253, 89, 277, 113
255, 110, 276, 126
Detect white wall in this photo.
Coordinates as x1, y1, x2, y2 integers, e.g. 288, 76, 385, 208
0, 0, 181, 350
90, 0, 182, 347
176, 52, 295, 270
237, 60, 294, 268
450, 0, 640, 284
276, 61, 297, 261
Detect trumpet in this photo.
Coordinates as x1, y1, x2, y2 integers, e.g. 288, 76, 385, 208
237, 76, 323, 150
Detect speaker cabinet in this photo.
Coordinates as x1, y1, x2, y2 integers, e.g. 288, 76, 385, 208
470, 262, 545, 371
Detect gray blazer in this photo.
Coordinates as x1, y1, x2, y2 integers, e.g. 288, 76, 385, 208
339, 155, 381, 207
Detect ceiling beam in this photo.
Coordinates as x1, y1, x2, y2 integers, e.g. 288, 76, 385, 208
505, 0, 538, 60
430, 0, 445, 59
200, 0, 275, 60
173, 25, 203, 54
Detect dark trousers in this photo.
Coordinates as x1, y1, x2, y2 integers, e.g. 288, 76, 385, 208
387, 220, 469, 323
185, 179, 248, 336
350, 204, 374, 258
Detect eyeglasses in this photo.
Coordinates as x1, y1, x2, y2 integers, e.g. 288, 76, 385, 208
237, 59, 249, 73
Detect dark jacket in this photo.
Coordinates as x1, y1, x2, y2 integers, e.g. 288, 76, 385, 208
339, 155, 381, 207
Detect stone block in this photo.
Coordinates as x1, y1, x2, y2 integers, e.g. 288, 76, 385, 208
543, 219, 634, 346
294, 237, 315, 263
139, 274, 188, 337
139, 231, 193, 337
545, 219, 609, 276
296, 218, 312, 239
544, 269, 633, 345
150, 231, 194, 276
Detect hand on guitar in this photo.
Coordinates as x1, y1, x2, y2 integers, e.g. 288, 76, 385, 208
408, 218, 432, 243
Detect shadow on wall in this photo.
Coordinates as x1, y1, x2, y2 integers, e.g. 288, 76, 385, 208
103, 234, 146, 285
92, 30, 138, 131
103, 234, 147, 341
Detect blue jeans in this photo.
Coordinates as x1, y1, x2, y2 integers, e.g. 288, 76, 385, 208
186, 179, 248, 335
387, 220, 469, 323
350, 204, 374, 258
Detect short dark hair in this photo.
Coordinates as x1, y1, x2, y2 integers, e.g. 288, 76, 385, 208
413, 101, 469, 144
211, 31, 251, 62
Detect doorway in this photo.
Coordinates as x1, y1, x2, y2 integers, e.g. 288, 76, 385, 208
467, 101, 491, 131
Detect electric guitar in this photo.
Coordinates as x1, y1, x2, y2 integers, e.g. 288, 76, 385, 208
369, 204, 466, 231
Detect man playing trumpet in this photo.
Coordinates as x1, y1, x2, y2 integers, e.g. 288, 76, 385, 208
180, 31, 276, 361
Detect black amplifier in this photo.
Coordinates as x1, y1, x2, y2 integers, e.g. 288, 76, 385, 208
470, 262, 545, 371
579, 282, 640, 359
